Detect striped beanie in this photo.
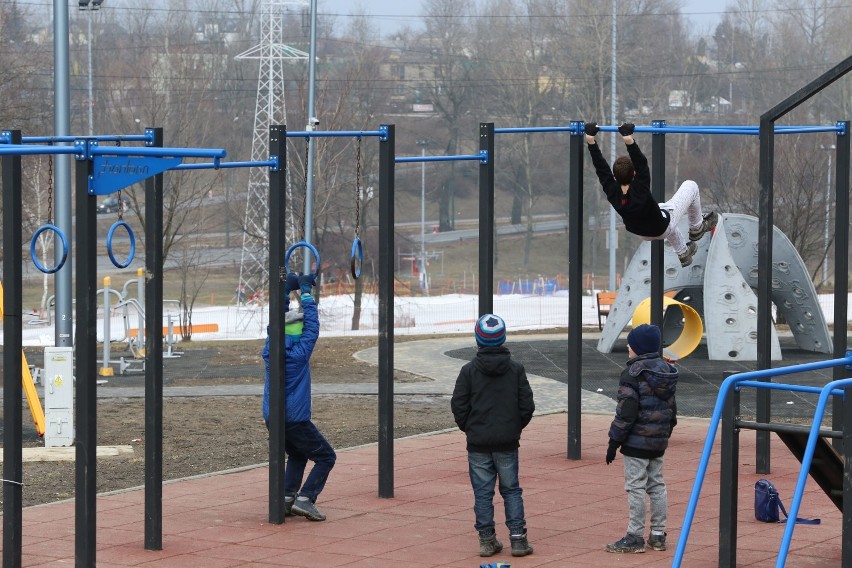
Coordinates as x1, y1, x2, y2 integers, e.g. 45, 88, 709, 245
475, 314, 506, 347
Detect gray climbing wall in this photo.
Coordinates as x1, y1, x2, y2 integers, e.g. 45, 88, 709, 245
596, 213, 829, 361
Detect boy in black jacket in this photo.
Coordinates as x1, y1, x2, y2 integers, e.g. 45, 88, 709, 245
605, 324, 678, 554
451, 314, 535, 558
584, 121, 717, 267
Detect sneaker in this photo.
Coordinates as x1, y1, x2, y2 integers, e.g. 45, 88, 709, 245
689, 211, 718, 242
678, 241, 697, 267
478, 529, 503, 557
648, 532, 667, 551
605, 533, 646, 554
510, 529, 534, 557
283, 496, 295, 517
291, 498, 326, 521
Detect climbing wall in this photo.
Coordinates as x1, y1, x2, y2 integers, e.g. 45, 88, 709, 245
597, 213, 828, 361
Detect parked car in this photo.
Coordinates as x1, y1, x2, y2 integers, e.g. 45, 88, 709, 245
96, 195, 130, 214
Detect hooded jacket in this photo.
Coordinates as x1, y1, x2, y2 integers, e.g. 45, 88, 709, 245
262, 293, 319, 424
451, 345, 535, 453
608, 352, 678, 458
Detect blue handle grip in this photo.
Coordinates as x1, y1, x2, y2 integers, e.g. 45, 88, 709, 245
106, 220, 136, 269
30, 224, 69, 274
285, 241, 321, 279
350, 237, 363, 279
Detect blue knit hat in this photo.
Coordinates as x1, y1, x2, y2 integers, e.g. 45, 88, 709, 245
475, 314, 506, 347
627, 323, 661, 356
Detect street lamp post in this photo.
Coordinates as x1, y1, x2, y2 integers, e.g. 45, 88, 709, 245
416, 139, 430, 291
79, 0, 103, 136
822, 146, 835, 286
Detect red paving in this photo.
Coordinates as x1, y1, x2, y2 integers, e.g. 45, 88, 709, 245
7, 413, 843, 567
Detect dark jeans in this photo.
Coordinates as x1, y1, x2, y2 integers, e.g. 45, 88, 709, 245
468, 449, 526, 534
283, 421, 336, 502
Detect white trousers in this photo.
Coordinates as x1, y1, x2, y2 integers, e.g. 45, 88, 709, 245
646, 180, 704, 255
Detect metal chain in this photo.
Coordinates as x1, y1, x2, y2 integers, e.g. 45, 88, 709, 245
354, 137, 361, 238
47, 152, 53, 224
116, 139, 123, 220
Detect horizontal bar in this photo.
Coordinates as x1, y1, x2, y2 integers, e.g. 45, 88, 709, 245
90, 146, 227, 159
0, 132, 153, 145
396, 154, 484, 163
494, 126, 575, 134
736, 380, 845, 396
735, 420, 841, 439
172, 159, 277, 171
594, 125, 843, 135
726, 355, 852, 384
285, 129, 387, 139
0, 145, 78, 156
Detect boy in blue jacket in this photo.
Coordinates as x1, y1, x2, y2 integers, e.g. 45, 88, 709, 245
605, 324, 678, 553
262, 273, 336, 521
452, 314, 535, 558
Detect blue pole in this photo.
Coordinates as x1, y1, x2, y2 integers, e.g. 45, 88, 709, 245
395, 153, 485, 163
672, 354, 852, 567
90, 146, 227, 159
776, 376, 852, 568
285, 129, 387, 139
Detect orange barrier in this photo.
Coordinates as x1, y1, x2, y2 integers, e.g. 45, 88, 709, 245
128, 323, 219, 337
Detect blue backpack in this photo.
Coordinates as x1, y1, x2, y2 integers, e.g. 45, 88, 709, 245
754, 479, 820, 524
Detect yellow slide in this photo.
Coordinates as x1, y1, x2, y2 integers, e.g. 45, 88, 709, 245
632, 294, 703, 361
0, 281, 46, 436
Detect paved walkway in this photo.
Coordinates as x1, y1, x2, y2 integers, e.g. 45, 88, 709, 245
4, 335, 846, 566
7, 413, 842, 567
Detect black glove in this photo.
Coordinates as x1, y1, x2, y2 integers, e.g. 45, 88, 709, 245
618, 122, 635, 136
584, 122, 600, 136
606, 440, 620, 465
285, 272, 300, 294
298, 273, 315, 294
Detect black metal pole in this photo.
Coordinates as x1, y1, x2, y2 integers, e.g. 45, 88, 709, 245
75, 141, 98, 566
567, 122, 584, 460
2, 130, 23, 568
650, 120, 666, 329
378, 124, 396, 497
144, 127, 164, 550
756, 118, 774, 474
831, 123, 850, 447
478, 123, 495, 316
719, 371, 740, 567
268, 125, 287, 523
843, 384, 852, 566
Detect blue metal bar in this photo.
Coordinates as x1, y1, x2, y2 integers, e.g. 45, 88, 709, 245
395, 153, 485, 164
594, 125, 842, 135
0, 134, 152, 145
777, 375, 852, 567
285, 129, 387, 139
172, 159, 277, 171
494, 126, 576, 134
672, 353, 852, 567
737, 380, 845, 396
0, 145, 78, 156
89, 146, 226, 159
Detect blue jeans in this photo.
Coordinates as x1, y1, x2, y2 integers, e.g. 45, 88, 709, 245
468, 449, 526, 534
283, 421, 336, 502
623, 455, 667, 536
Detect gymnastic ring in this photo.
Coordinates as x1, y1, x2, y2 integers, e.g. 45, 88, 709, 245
350, 237, 363, 279
285, 241, 321, 280
106, 220, 136, 269
30, 224, 69, 274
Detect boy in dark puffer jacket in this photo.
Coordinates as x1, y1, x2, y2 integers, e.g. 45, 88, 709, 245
605, 323, 678, 554
452, 314, 535, 559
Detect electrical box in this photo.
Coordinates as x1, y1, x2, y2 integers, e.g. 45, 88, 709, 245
44, 347, 74, 447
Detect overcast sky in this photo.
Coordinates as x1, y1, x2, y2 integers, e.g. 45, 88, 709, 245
318, 0, 732, 38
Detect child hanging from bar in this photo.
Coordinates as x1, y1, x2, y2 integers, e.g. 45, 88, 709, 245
584, 122, 718, 267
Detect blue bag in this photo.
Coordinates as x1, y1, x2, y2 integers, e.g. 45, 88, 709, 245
754, 479, 820, 524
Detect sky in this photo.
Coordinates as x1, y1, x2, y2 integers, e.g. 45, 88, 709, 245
318, 0, 732, 38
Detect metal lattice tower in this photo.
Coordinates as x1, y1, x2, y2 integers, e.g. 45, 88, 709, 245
235, 0, 308, 332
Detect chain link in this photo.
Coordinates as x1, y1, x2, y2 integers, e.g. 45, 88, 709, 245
354, 137, 361, 238
47, 152, 53, 224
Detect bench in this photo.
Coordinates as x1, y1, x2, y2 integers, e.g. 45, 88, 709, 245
596, 291, 617, 330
